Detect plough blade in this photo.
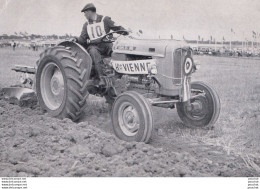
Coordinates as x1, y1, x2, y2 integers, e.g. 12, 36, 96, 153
1, 87, 35, 100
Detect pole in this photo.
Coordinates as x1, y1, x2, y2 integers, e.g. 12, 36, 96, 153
242, 40, 243, 53
242, 32, 244, 53
230, 34, 232, 52
256, 33, 258, 51
252, 39, 254, 52
256, 32, 259, 52
214, 39, 216, 51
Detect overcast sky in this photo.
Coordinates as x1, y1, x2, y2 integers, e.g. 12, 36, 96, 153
0, 0, 260, 41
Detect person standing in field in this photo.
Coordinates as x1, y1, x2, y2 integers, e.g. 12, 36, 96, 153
12, 41, 16, 51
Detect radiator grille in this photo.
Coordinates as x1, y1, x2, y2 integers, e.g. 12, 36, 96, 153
173, 49, 182, 84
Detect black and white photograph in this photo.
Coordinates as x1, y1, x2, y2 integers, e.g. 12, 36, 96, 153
0, 0, 259, 188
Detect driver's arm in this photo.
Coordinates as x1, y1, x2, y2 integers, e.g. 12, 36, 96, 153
77, 22, 90, 45
104, 17, 127, 34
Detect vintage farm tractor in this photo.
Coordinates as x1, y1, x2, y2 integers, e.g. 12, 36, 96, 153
2, 30, 220, 143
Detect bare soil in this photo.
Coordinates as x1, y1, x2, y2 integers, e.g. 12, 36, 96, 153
0, 96, 258, 177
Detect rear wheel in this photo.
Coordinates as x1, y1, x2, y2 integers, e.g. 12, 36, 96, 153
177, 81, 220, 128
111, 91, 153, 143
36, 46, 92, 121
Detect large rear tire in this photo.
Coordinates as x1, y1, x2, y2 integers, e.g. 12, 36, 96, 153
36, 45, 92, 121
111, 91, 153, 143
177, 81, 221, 128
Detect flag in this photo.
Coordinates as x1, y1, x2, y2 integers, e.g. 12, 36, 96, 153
198, 35, 200, 41
210, 36, 212, 41
14, 32, 18, 36
252, 31, 256, 38
183, 36, 186, 41
231, 28, 235, 34
223, 36, 225, 41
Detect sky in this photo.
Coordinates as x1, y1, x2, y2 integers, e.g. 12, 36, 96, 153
0, 0, 260, 41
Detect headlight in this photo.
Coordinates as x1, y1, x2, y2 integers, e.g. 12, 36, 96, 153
148, 61, 157, 75
150, 66, 157, 74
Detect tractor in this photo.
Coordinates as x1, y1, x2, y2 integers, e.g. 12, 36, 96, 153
3, 30, 221, 143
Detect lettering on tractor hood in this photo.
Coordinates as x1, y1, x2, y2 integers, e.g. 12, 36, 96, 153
111, 59, 156, 74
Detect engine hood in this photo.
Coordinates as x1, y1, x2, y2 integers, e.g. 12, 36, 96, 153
113, 38, 189, 57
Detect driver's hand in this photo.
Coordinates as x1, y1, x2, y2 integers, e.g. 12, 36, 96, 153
70, 38, 77, 42
86, 39, 90, 44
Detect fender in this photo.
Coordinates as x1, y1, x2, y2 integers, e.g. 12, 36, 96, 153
58, 41, 93, 71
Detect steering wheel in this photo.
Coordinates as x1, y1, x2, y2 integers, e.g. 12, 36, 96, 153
101, 30, 129, 43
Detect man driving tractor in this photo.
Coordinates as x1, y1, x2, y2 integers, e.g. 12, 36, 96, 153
7, 3, 220, 143
73, 3, 127, 85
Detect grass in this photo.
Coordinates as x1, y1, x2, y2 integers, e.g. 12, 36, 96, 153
0, 47, 40, 88
183, 55, 260, 170
193, 56, 260, 146
0, 48, 259, 172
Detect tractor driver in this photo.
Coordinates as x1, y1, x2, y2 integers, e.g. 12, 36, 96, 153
73, 3, 127, 85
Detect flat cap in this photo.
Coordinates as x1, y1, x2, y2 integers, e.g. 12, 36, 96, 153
81, 3, 96, 12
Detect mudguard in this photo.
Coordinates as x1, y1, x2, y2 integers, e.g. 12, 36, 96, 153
58, 41, 92, 69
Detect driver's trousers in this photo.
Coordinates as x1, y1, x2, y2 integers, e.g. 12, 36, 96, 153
86, 42, 113, 79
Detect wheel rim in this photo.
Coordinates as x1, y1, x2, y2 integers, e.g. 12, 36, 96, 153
118, 102, 140, 136
184, 95, 208, 121
40, 62, 65, 110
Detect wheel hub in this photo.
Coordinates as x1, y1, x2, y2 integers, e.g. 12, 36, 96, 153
191, 101, 203, 112
185, 96, 208, 120
40, 63, 65, 110
123, 108, 135, 125
50, 70, 63, 96
118, 103, 140, 136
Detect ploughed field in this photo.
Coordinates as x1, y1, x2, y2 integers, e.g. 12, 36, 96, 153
0, 48, 259, 176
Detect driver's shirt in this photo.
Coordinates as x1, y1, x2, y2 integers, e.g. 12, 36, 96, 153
78, 14, 125, 45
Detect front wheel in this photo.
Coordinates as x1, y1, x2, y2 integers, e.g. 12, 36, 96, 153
177, 81, 221, 128
111, 91, 153, 143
